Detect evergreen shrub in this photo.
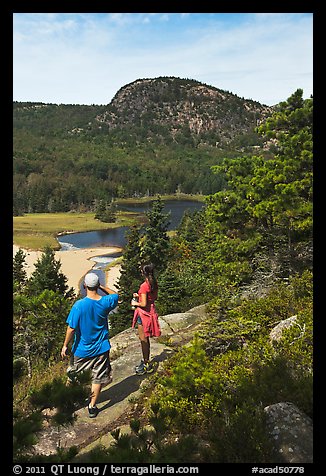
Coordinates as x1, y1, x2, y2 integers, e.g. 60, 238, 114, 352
149, 272, 313, 462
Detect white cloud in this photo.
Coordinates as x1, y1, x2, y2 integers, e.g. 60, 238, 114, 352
13, 13, 313, 106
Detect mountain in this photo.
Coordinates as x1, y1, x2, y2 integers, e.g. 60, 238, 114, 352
14, 77, 273, 148
93, 76, 273, 147
13, 77, 276, 214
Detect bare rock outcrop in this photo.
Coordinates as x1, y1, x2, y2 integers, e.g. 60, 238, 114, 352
264, 402, 313, 463
269, 315, 298, 342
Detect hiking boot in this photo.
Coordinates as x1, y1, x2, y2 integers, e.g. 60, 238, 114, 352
88, 404, 99, 418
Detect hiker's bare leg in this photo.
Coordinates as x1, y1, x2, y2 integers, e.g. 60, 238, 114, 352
138, 325, 150, 363
90, 383, 102, 407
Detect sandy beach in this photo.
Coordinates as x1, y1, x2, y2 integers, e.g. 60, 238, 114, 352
13, 245, 121, 293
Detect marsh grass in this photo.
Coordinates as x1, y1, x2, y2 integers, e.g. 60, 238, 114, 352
13, 212, 143, 250
13, 195, 202, 250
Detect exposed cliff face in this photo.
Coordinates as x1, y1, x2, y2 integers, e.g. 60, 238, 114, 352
95, 76, 273, 145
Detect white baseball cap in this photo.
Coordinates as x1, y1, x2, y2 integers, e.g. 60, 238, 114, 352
84, 273, 100, 288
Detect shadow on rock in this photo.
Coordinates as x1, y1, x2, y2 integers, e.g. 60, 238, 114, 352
98, 374, 145, 410
98, 349, 173, 411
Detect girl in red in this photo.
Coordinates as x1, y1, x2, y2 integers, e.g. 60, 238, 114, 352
131, 263, 161, 374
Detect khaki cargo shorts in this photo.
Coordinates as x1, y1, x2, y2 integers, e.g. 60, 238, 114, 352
67, 350, 112, 385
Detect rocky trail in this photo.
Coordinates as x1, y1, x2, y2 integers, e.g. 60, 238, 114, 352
32, 305, 209, 459
30, 305, 313, 463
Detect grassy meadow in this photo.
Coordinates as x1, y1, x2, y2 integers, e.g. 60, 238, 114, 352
13, 194, 203, 250
13, 211, 144, 250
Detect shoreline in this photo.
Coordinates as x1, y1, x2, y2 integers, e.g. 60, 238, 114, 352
13, 245, 122, 293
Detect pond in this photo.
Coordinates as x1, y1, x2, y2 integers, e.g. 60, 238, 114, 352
58, 199, 204, 251
118, 199, 204, 231
57, 199, 205, 296
58, 227, 129, 251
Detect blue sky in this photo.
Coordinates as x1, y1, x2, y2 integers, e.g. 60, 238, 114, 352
13, 13, 313, 106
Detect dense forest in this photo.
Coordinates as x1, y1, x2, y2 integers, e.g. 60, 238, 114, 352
13, 77, 273, 215
13, 88, 313, 463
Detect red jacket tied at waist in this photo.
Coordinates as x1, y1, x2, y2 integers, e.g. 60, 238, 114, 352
132, 304, 161, 337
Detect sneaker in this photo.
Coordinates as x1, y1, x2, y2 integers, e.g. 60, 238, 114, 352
135, 360, 144, 372
135, 361, 154, 375
88, 405, 99, 418
144, 362, 154, 374
135, 361, 146, 375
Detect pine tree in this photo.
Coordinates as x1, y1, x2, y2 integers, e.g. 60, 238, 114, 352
27, 246, 74, 298
140, 196, 171, 273
13, 248, 28, 286
192, 89, 313, 292
13, 289, 73, 372
95, 199, 117, 223
156, 269, 187, 316
110, 226, 142, 335
94, 199, 106, 220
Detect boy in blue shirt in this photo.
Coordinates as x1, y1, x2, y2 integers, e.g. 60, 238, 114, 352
61, 272, 119, 418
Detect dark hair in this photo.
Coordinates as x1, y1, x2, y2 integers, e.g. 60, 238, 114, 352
141, 263, 158, 292
87, 284, 99, 291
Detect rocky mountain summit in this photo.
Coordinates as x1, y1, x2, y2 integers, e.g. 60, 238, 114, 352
95, 76, 273, 146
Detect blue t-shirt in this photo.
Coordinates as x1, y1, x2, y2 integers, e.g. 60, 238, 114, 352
66, 294, 119, 358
